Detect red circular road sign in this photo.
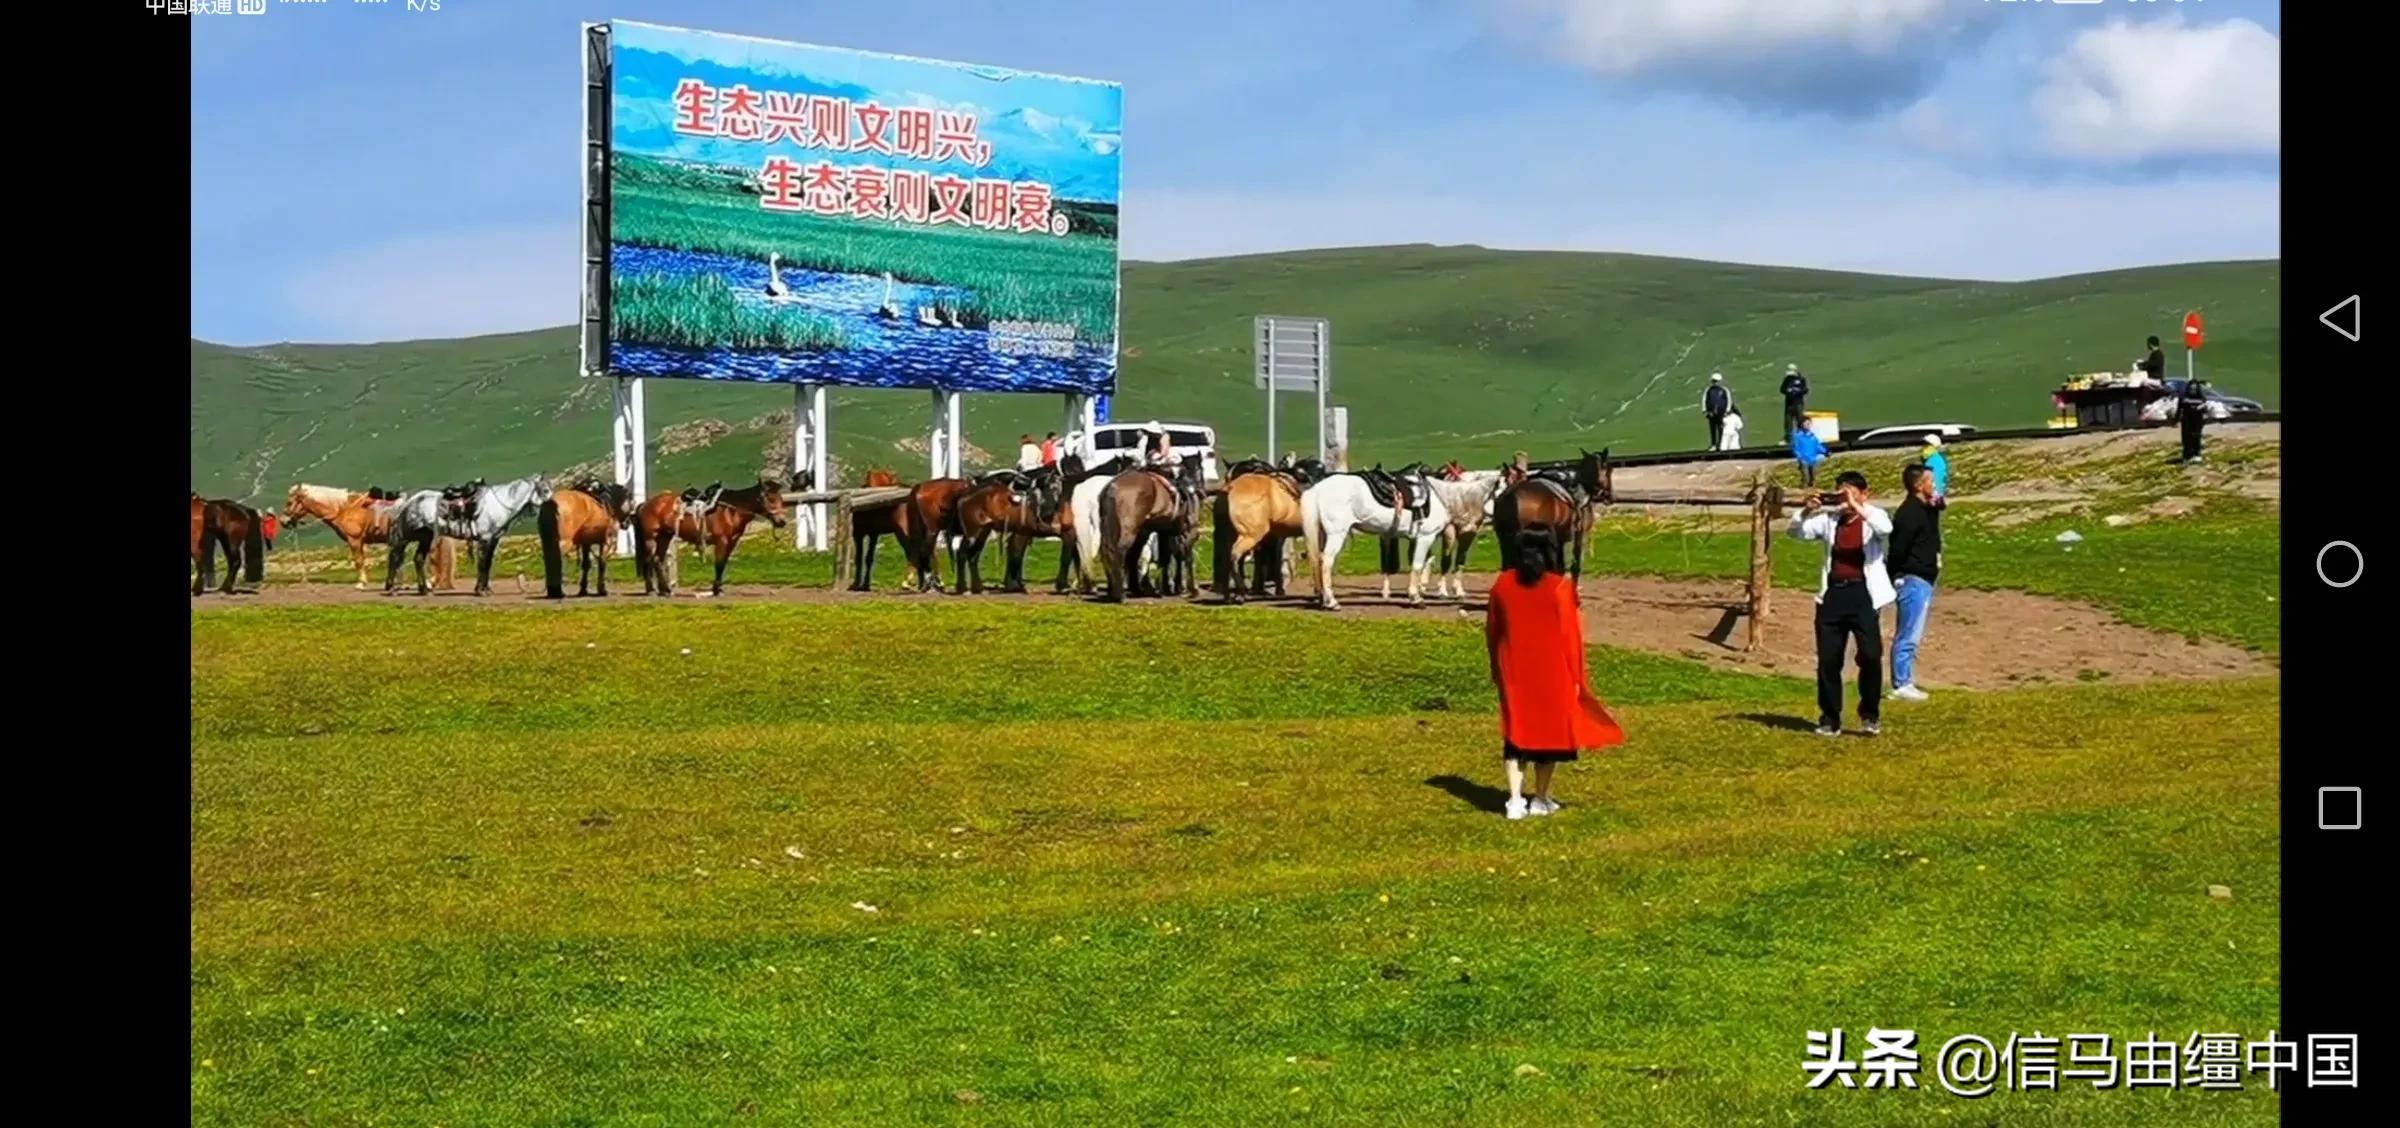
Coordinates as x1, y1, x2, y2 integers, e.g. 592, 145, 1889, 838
2183, 311, 2205, 350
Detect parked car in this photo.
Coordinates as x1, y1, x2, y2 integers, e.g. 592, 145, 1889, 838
1076, 421, 1223, 484
2160, 379, 2265, 417
1852, 423, 1977, 445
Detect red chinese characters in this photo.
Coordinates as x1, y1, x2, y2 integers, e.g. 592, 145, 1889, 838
928, 175, 973, 226
1009, 182, 1055, 234
890, 169, 931, 223
807, 96, 852, 151
672, 79, 717, 135
933, 111, 992, 167
852, 102, 895, 155
717, 84, 765, 142
849, 166, 892, 219
762, 91, 811, 145
970, 179, 1011, 231
895, 107, 937, 161
801, 162, 847, 217
758, 156, 806, 212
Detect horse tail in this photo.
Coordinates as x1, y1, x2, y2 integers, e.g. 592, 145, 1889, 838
1378, 530, 1400, 576
1211, 489, 1234, 597
198, 516, 221, 590
538, 497, 565, 599
242, 507, 266, 585
1098, 490, 1125, 598
632, 513, 652, 581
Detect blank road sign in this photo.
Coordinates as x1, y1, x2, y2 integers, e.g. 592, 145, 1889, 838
1255, 315, 1327, 391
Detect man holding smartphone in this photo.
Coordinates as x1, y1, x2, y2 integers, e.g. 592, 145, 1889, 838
1788, 470, 1894, 736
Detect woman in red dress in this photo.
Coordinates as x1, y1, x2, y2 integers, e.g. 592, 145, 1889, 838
1484, 527, 1624, 819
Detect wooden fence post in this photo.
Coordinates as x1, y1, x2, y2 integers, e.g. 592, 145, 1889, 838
830, 491, 853, 591
1746, 474, 1778, 652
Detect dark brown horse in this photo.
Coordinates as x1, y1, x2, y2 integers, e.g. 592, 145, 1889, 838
848, 492, 920, 591
1096, 456, 1205, 602
952, 465, 1070, 594
899, 477, 975, 593
539, 480, 639, 599
191, 494, 271, 596
632, 478, 789, 596
1491, 449, 1611, 585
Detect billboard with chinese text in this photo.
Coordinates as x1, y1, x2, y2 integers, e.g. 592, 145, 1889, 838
597, 20, 1122, 394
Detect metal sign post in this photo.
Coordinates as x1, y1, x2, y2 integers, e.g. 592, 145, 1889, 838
2183, 310, 2205, 384
1254, 315, 1329, 463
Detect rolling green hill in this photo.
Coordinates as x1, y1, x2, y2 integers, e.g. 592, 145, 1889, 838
191, 245, 2278, 503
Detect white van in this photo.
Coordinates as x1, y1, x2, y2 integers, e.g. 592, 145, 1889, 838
1076, 421, 1222, 484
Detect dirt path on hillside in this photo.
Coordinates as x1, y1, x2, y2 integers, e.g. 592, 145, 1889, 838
200, 572, 2271, 691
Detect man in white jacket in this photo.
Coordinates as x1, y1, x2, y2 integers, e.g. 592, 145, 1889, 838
1787, 470, 1894, 736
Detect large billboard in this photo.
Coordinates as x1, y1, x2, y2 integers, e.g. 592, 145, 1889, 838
591, 20, 1122, 395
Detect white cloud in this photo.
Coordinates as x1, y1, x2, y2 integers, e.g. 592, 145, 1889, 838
1891, 97, 1981, 156
2035, 17, 2279, 162
279, 224, 578, 343
1477, 0, 1984, 112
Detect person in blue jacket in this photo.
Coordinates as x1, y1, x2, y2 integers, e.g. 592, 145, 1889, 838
1919, 434, 1951, 502
1792, 427, 1828, 488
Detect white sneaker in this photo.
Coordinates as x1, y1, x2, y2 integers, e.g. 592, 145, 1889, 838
1891, 684, 1930, 702
1529, 797, 1559, 816
1505, 797, 1528, 821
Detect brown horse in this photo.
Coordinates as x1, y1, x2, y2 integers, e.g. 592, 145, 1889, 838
1491, 449, 1611, 585
632, 478, 789, 596
191, 495, 271, 596
539, 480, 638, 599
1096, 456, 1205, 602
848, 493, 920, 591
1210, 458, 1330, 603
861, 468, 901, 488
899, 477, 975, 593
951, 466, 1070, 594
282, 483, 460, 590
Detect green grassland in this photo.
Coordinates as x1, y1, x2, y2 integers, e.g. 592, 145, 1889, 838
189, 246, 2277, 511
611, 156, 1118, 341
191, 601, 2278, 1126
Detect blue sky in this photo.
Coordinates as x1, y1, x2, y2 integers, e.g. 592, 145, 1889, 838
191, 0, 2280, 345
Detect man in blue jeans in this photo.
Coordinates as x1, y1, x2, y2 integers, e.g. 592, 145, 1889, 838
1885, 462, 1943, 701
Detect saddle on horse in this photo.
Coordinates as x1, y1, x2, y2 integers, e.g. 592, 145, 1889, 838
1358, 464, 1431, 523
678, 481, 724, 525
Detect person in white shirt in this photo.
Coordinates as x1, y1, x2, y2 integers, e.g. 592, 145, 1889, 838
1719, 410, 1745, 451
1016, 433, 1041, 472
1787, 470, 1894, 737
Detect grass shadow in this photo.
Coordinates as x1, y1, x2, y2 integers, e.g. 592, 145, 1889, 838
1728, 712, 1820, 733
1425, 774, 1509, 815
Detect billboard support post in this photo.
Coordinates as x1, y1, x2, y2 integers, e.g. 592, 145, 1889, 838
1316, 321, 1330, 465
793, 383, 830, 551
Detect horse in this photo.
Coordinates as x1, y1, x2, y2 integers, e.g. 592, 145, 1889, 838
383, 475, 549, 596
898, 476, 976, 593
191, 495, 271, 596
1420, 468, 1517, 600
633, 477, 789, 597
539, 479, 638, 599
282, 483, 461, 590
1490, 449, 1612, 586
952, 465, 1070, 594
1211, 457, 1330, 603
1064, 454, 1137, 594
1096, 455, 1205, 603
848, 491, 920, 591
861, 468, 901, 488
1299, 463, 1453, 610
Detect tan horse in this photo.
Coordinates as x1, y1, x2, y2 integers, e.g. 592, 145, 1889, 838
540, 481, 638, 598
282, 483, 458, 590
1209, 459, 1330, 603
632, 478, 789, 596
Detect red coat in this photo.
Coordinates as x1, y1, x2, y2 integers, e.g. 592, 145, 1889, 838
1485, 571, 1625, 752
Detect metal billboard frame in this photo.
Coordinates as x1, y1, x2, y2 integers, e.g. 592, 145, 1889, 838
1253, 315, 1329, 464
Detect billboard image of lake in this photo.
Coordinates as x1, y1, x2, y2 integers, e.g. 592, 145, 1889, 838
601, 20, 1122, 394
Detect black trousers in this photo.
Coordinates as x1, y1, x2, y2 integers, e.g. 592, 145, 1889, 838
1815, 581, 1882, 727
1707, 415, 1725, 448
2181, 415, 2204, 460
1784, 401, 1807, 439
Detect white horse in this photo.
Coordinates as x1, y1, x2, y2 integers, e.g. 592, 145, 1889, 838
1299, 468, 1452, 610
1423, 471, 1511, 599
383, 474, 551, 596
